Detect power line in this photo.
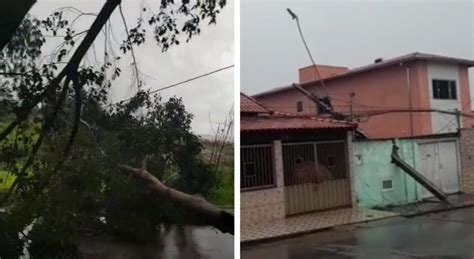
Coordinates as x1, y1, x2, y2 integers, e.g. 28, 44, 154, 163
433, 101, 472, 134
434, 118, 458, 134
110, 64, 234, 105
264, 103, 474, 116
145, 65, 233, 94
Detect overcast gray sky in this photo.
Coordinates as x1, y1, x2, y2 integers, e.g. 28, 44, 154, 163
31, 0, 234, 136
241, 0, 474, 98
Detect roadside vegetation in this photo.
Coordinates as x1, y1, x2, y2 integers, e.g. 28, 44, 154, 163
200, 116, 234, 207
0, 171, 14, 196
207, 143, 234, 206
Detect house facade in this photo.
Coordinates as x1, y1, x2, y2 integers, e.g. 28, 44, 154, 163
240, 92, 474, 216
353, 134, 463, 208
240, 93, 357, 224
254, 53, 474, 139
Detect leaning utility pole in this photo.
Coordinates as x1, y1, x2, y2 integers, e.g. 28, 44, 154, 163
455, 108, 461, 132
287, 8, 343, 119
349, 92, 355, 122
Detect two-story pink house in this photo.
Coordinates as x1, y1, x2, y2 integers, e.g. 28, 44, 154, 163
254, 52, 474, 139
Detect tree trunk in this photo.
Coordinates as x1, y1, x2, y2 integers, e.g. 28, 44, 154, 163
0, 0, 36, 51
119, 164, 234, 235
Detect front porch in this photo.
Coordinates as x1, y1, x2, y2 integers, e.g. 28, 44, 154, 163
241, 128, 356, 226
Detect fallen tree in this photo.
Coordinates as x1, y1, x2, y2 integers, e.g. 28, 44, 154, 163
0, 1, 231, 256
120, 162, 234, 235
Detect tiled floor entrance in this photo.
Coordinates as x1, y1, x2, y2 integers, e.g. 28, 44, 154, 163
241, 208, 399, 243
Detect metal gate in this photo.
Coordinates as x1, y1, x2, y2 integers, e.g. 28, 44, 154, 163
419, 140, 460, 199
283, 141, 351, 215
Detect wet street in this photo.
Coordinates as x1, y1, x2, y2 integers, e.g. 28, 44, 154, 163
242, 207, 474, 258
17, 226, 233, 259
77, 226, 233, 259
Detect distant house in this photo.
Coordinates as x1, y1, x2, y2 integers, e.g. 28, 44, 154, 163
254, 52, 474, 139
240, 93, 357, 224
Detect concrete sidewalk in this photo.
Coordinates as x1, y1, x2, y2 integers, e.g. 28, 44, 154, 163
241, 194, 474, 245
242, 207, 474, 258
379, 193, 474, 217
241, 208, 399, 245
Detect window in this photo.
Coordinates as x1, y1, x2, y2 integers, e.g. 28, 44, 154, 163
382, 179, 394, 191
296, 101, 303, 112
432, 80, 457, 100
241, 145, 274, 190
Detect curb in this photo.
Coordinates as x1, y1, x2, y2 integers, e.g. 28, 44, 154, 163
241, 225, 334, 248
241, 214, 400, 248
401, 203, 474, 218
241, 204, 474, 247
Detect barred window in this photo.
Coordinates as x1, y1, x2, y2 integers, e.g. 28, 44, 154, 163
433, 80, 456, 100
241, 145, 274, 190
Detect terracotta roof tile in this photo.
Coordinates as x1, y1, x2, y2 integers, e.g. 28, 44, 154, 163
241, 114, 356, 132
240, 92, 271, 114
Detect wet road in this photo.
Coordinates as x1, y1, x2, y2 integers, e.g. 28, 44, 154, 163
14, 226, 232, 259
242, 207, 474, 258
78, 226, 233, 259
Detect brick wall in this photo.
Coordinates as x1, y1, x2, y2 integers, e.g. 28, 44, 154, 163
460, 129, 474, 193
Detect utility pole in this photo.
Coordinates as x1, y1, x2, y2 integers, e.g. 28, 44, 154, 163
349, 92, 355, 122
405, 66, 414, 202
286, 8, 327, 90
406, 66, 414, 137
287, 8, 340, 119
455, 108, 461, 132
292, 83, 346, 120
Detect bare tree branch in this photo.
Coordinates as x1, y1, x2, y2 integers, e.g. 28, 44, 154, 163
0, 72, 32, 76
214, 120, 233, 173
0, 120, 19, 143
0, 0, 122, 144
119, 4, 141, 89
54, 75, 83, 172
54, 6, 98, 16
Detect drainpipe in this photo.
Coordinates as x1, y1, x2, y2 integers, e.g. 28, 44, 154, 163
406, 66, 414, 137
405, 66, 413, 203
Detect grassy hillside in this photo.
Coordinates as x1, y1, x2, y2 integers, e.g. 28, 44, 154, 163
200, 139, 234, 206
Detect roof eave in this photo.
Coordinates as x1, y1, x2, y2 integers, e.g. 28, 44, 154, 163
241, 127, 355, 133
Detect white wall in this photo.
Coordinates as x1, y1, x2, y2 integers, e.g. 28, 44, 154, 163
427, 62, 461, 133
